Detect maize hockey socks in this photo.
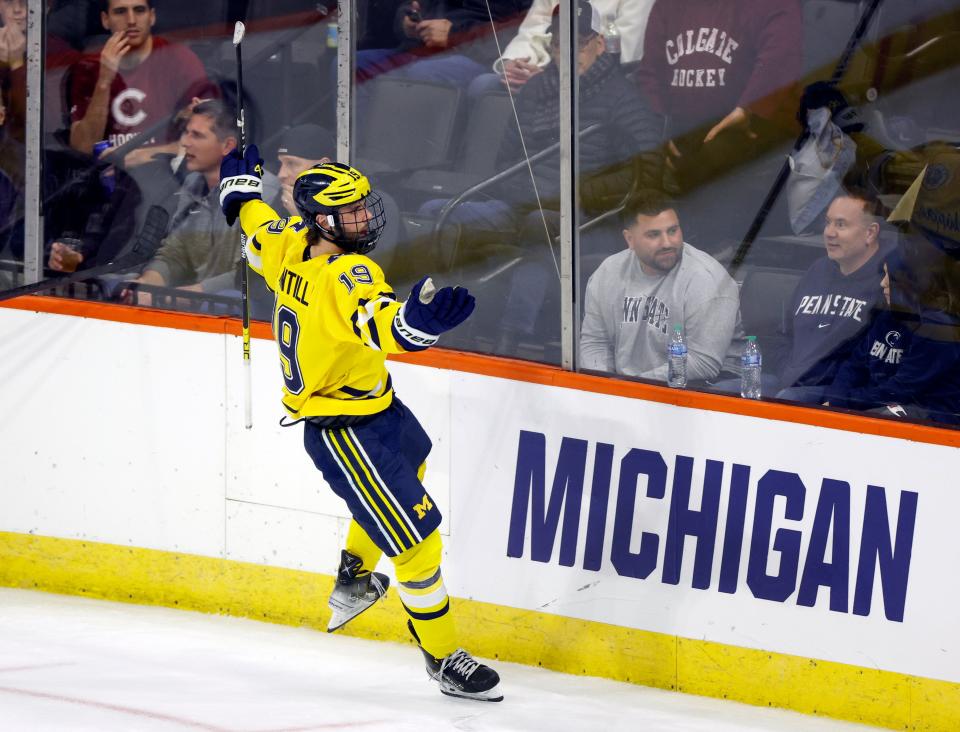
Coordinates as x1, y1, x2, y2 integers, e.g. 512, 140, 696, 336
407, 620, 504, 702
326, 550, 390, 632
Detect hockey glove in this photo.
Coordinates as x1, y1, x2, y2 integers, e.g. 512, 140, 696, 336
797, 81, 864, 136
392, 276, 475, 351
219, 145, 265, 226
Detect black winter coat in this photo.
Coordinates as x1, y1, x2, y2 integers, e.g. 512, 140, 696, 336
496, 53, 665, 215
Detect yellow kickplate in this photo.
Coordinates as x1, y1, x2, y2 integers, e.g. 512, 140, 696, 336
1, 532, 956, 731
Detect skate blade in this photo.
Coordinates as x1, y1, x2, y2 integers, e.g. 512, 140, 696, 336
439, 683, 504, 703
326, 601, 377, 633
427, 671, 503, 702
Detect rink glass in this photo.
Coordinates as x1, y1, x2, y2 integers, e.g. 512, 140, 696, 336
3, 0, 959, 429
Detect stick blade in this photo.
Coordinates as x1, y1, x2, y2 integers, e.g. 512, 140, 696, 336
232, 21, 246, 45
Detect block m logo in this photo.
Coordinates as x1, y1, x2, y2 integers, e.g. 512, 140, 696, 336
413, 494, 433, 519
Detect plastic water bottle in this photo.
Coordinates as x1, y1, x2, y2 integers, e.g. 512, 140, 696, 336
667, 325, 687, 388
740, 336, 762, 399
603, 15, 621, 59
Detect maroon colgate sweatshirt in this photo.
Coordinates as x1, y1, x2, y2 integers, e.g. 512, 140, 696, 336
634, 0, 801, 139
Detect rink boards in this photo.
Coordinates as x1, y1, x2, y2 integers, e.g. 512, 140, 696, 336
1, 299, 958, 731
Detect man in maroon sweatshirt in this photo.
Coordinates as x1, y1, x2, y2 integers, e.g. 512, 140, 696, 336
633, 0, 802, 249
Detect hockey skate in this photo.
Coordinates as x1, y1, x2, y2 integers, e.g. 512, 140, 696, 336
326, 550, 389, 632
407, 620, 503, 702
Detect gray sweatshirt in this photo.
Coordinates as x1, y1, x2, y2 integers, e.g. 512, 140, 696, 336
149, 170, 279, 292
580, 243, 742, 381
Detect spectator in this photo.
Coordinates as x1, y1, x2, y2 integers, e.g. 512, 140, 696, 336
0, 0, 25, 146
0, 0, 25, 73
633, 0, 802, 248
0, 2, 79, 145
273, 123, 335, 216
121, 100, 278, 305
473, 0, 655, 95
422, 1, 663, 351
580, 189, 742, 381
498, 2, 662, 211
0, 82, 22, 236
46, 151, 171, 273
67, 0, 216, 163
353, 0, 532, 88
776, 189, 891, 403
824, 251, 960, 425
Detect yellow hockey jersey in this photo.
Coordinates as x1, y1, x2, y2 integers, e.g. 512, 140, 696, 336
239, 199, 421, 419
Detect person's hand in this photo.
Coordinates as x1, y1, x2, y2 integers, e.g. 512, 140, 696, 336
664, 139, 682, 171
417, 18, 452, 48
219, 144, 264, 226
500, 58, 542, 92
392, 276, 475, 350
401, 1, 421, 38
797, 80, 864, 135
281, 184, 296, 216
174, 96, 212, 125
48, 242, 85, 273
0, 24, 26, 69
704, 106, 755, 144
99, 31, 131, 79
120, 282, 152, 307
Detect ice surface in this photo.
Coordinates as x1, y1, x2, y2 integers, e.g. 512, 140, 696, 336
0, 588, 876, 731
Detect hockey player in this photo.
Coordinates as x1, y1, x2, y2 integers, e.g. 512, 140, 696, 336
218, 145, 502, 703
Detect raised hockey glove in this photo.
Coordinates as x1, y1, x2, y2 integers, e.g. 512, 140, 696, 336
392, 276, 475, 351
219, 144, 265, 226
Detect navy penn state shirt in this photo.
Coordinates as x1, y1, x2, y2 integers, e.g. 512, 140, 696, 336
780, 247, 888, 388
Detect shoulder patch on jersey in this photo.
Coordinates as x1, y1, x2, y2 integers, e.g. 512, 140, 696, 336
266, 217, 290, 234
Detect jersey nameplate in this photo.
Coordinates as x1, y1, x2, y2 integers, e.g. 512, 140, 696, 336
279, 267, 311, 306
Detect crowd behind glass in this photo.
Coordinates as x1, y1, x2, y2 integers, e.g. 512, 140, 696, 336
2, 0, 960, 427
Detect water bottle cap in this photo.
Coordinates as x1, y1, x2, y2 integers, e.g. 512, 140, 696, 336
747, 335, 757, 342
673, 325, 682, 333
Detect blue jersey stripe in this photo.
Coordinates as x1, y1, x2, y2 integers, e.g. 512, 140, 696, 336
331, 429, 416, 550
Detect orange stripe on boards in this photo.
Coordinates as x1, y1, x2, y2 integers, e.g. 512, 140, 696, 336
0, 296, 273, 339
4, 296, 960, 448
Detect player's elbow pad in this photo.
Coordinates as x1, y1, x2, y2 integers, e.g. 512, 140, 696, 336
245, 234, 264, 272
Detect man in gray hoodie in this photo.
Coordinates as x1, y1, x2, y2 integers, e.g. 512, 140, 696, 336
580, 190, 742, 381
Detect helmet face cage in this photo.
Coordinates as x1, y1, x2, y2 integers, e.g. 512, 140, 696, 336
293, 163, 387, 254
325, 191, 387, 254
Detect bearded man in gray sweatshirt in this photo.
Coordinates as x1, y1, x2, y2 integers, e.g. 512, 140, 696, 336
580, 190, 742, 381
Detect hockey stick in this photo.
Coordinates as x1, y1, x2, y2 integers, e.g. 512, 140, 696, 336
729, 0, 885, 274
233, 20, 253, 430
0, 205, 170, 303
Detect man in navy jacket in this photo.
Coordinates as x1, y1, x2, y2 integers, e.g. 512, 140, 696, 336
776, 189, 890, 403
